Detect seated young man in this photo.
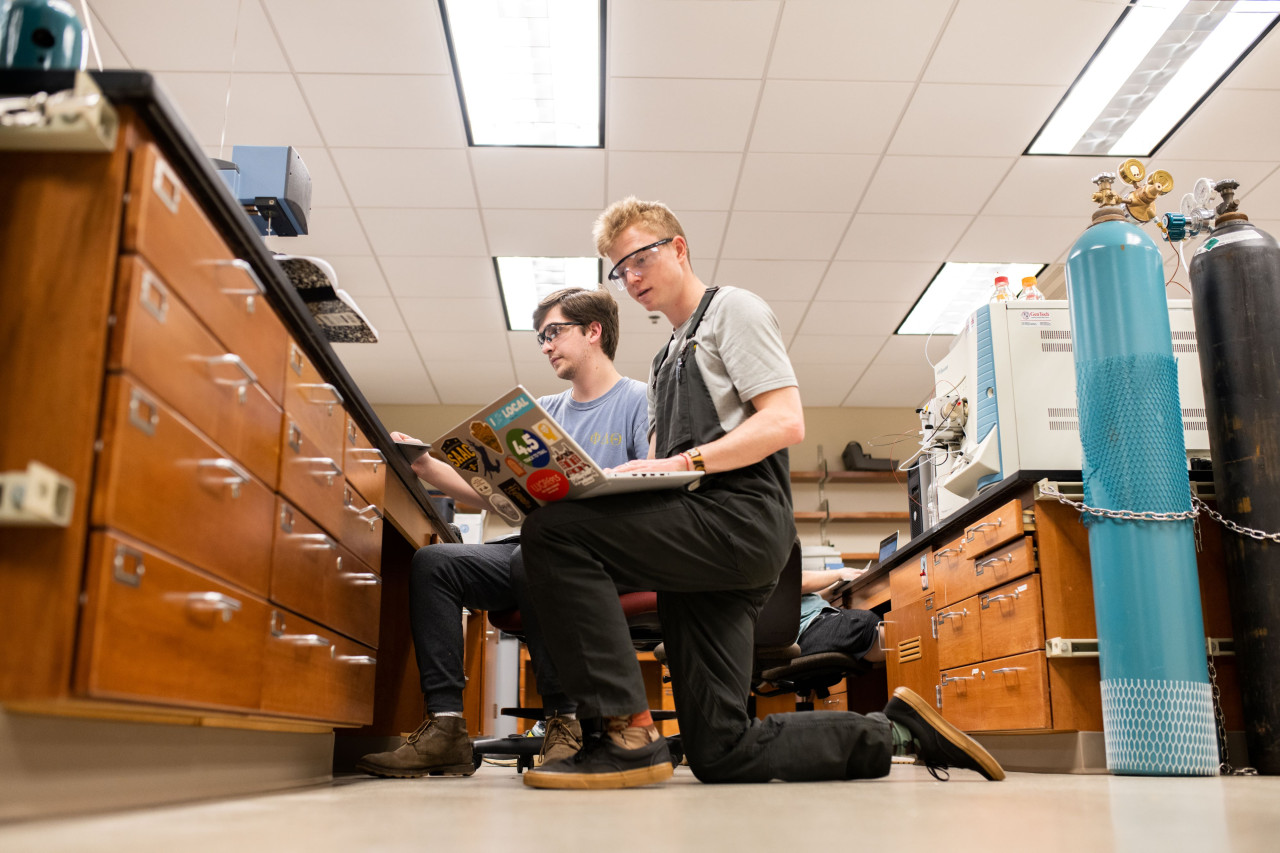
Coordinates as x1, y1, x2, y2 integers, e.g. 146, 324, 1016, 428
797, 567, 885, 664
356, 287, 648, 778
514, 198, 1005, 789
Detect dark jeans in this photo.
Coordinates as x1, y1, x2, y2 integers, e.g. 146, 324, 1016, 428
799, 608, 881, 659
516, 487, 893, 783
409, 541, 570, 715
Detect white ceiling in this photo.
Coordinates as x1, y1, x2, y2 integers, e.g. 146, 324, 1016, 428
85, 0, 1280, 408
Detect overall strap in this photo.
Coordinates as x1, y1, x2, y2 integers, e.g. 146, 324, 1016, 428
650, 287, 720, 379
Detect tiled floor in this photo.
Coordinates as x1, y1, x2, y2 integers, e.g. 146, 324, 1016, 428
1, 763, 1277, 853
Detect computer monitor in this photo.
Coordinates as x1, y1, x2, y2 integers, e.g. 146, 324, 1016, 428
878, 530, 900, 563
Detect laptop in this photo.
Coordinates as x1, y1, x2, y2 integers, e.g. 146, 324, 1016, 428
432, 385, 703, 525
878, 530, 901, 563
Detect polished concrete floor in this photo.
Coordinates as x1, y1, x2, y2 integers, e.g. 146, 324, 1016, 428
2, 762, 1277, 853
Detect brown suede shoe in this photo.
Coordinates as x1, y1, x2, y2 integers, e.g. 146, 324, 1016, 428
356, 715, 476, 778
538, 716, 583, 765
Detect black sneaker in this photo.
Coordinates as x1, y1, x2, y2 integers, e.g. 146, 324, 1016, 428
523, 731, 673, 790
884, 687, 1006, 781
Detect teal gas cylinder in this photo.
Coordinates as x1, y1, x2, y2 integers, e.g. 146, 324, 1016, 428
1065, 192, 1217, 775
0, 0, 86, 70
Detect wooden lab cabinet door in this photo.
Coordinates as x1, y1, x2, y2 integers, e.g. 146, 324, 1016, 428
972, 651, 1052, 732
960, 499, 1026, 557
935, 595, 982, 671
284, 340, 347, 466
75, 532, 268, 712
340, 481, 384, 573
947, 536, 1035, 606
938, 663, 987, 732
327, 633, 378, 726
885, 593, 939, 707
261, 608, 336, 721
931, 533, 970, 606
344, 415, 386, 508
278, 417, 347, 539
979, 575, 1045, 661
889, 550, 935, 608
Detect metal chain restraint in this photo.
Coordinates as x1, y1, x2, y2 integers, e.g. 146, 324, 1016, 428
1037, 480, 1264, 776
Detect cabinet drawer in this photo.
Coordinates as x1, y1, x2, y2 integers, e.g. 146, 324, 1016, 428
344, 415, 386, 507
261, 608, 337, 720
971, 651, 1051, 731
944, 536, 1034, 604
814, 690, 848, 711
75, 532, 268, 712
271, 499, 382, 647
111, 255, 282, 488
92, 376, 274, 596
284, 340, 346, 465
938, 664, 987, 732
327, 632, 378, 726
962, 498, 1025, 557
122, 142, 288, 403
935, 596, 982, 671
341, 481, 383, 573
889, 550, 935, 608
979, 575, 1045, 661
278, 416, 346, 538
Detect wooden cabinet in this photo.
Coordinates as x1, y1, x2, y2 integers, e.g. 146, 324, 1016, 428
884, 592, 939, 706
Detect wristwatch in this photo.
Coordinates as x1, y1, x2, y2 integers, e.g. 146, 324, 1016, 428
684, 446, 706, 472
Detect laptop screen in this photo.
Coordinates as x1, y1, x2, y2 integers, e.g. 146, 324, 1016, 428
878, 531, 900, 563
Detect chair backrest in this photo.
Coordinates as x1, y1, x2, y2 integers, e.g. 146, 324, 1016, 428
753, 539, 801, 648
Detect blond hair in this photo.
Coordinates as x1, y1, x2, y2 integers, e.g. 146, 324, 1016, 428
593, 197, 687, 259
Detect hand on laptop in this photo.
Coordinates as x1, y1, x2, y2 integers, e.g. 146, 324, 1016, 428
608, 455, 689, 474
390, 431, 433, 479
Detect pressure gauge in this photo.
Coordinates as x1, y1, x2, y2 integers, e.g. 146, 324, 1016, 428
1193, 177, 1216, 209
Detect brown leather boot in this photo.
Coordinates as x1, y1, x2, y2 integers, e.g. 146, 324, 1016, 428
356, 715, 476, 778
538, 716, 584, 765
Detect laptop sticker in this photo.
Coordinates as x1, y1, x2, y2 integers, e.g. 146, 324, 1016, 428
470, 440, 502, 477
470, 420, 503, 453
506, 428, 551, 469
488, 492, 523, 525
470, 477, 493, 496
497, 478, 538, 514
506, 457, 526, 478
526, 469, 570, 502
551, 444, 598, 486
486, 392, 536, 431
533, 419, 562, 444
441, 437, 478, 473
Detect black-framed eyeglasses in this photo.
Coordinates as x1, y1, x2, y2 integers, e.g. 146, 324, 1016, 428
535, 322, 583, 347
606, 238, 673, 288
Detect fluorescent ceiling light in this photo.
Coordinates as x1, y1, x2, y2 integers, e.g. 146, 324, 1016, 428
497, 257, 601, 331
1028, 0, 1280, 156
897, 263, 1048, 336
439, 0, 604, 147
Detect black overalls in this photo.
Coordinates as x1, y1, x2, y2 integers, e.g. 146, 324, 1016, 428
516, 288, 893, 783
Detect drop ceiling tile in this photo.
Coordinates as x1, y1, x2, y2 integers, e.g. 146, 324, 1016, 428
788, 336, 884, 364
348, 296, 405, 335
359, 209, 487, 256
263, 207, 371, 255
889, 84, 1065, 157
835, 214, 972, 262
483, 210, 600, 257
607, 152, 742, 211
873, 334, 947, 367
750, 81, 913, 154
428, 361, 520, 405
816, 261, 941, 302
798, 301, 914, 336
156, 72, 323, 148
845, 362, 937, 408
85, 7, 130, 68
1222, 27, 1280, 91
608, 78, 760, 151
299, 74, 465, 148
381, 256, 497, 299
471, 149, 605, 210
861, 156, 1015, 215
1160, 90, 1280, 162
770, 301, 810, 338
1238, 167, 1280, 219
263, 0, 451, 74
614, 328, 678, 366
322, 256, 389, 297
610, 0, 779, 79
950, 216, 1079, 264
984, 157, 1121, 218
291, 147, 349, 208
93, 0, 287, 71
721, 212, 849, 260
710, 260, 827, 302
924, 0, 1123, 86
333, 332, 437, 405
409, 329, 514, 358
794, 363, 867, 407
735, 153, 877, 213
332, 148, 476, 208
612, 360, 657, 387
398, 296, 507, 331
767, 0, 952, 81
514, 367, 573, 401
673, 212, 730, 262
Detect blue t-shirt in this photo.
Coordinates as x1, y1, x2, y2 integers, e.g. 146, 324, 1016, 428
798, 592, 836, 637
539, 378, 649, 469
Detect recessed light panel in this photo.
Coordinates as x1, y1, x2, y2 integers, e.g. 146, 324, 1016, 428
497, 257, 601, 331
897, 263, 1048, 336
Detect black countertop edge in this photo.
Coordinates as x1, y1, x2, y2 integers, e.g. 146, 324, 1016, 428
1, 69, 451, 542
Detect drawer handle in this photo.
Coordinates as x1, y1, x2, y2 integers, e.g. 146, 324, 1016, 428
198, 458, 252, 498
965, 519, 1003, 542
128, 388, 160, 436
271, 610, 330, 647
204, 353, 258, 386
139, 268, 169, 323
290, 344, 305, 376
112, 543, 146, 587
151, 156, 180, 214
344, 571, 382, 587
288, 422, 303, 453
976, 555, 1013, 569
204, 258, 266, 315
982, 591, 1021, 609
302, 456, 342, 486
351, 447, 386, 466
332, 652, 377, 666
991, 667, 1026, 675
936, 609, 968, 621
296, 532, 337, 551
933, 546, 963, 565
168, 591, 242, 622
299, 382, 345, 414
942, 668, 984, 684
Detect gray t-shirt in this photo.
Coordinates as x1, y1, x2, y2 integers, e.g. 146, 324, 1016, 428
540, 377, 649, 469
647, 286, 798, 438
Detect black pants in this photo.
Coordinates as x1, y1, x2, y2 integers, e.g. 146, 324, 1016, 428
799, 608, 881, 658
409, 542, 569, 714
516, 487, 893, 783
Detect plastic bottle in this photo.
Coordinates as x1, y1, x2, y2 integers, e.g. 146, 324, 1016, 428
1020, 275, 1046, 300
992, 275, 1012, 301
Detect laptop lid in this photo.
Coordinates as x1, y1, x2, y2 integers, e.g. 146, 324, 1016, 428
878, 530, 900, 563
